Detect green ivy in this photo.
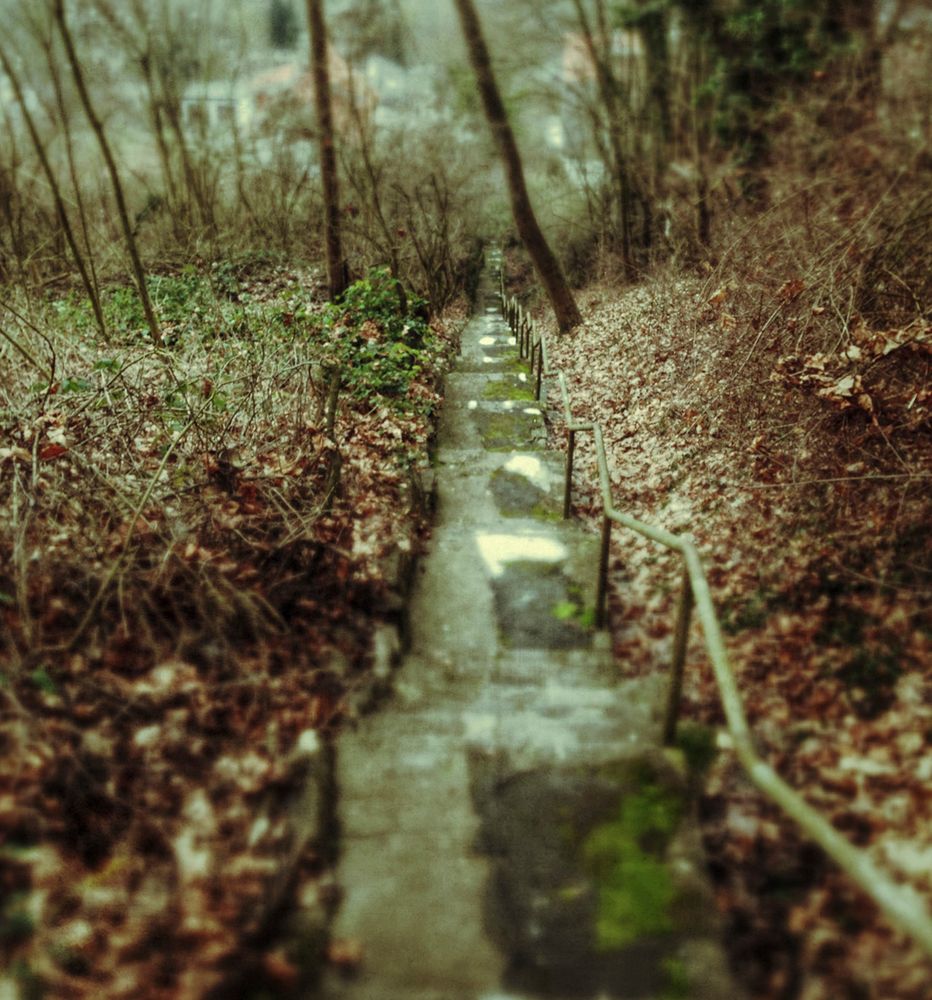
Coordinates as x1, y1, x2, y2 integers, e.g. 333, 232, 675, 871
317, 268, 436, 403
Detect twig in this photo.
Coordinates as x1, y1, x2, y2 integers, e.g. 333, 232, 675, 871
65, 409, 204, 652
0, 322, 53, 381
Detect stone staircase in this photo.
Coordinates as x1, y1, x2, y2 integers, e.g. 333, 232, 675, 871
318, 252, 737, 1000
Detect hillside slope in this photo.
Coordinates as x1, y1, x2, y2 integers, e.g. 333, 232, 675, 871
540, 261, 930, 998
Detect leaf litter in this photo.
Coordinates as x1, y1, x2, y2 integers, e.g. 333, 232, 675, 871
0, 265, 460, 997
542, 268, 931, 1000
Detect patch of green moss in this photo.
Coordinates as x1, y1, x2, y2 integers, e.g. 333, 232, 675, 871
837, 648, 903, 718
583, 782, 684, 950
720, 586, 780, 635
476, 410, 543, 451
489, 467, 561, 519
674, 722, 718, 778
661, 956, 691, 1000
497, 356, 532, 376
551, 600, 595, 628
483, 378, 536, 402
10, 960, 43, 1000
0, 894, 34, 946
531, 502, 563, 522
49, 943, 89, 976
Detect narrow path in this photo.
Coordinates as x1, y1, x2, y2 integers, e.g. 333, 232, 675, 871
320, 254, 736, 1000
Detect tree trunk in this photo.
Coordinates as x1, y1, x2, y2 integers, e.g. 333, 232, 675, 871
93, 2, 185, 239
682, 7, 715, 248
0, 104, 29, 287
139, 53, 181, 221
0, 41, 106, 337
639, 1, 671, 147
42, 29, 105, 316
53, 0, 162, 346
158, 83, 216, 236
306, 0, 347, 300
344, 71, 407, 313
638, 0, 671, 253
454, 0, 581, 332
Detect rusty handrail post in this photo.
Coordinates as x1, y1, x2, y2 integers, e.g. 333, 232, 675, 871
662, 565, 694, 746
564, 428, 576, 519
595, 513, 612, 628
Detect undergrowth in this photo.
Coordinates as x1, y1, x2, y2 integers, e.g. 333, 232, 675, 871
0, 259, 457, 996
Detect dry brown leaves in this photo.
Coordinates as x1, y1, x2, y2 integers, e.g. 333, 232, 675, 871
542, 272, 932, 999
0, 279, 458, 996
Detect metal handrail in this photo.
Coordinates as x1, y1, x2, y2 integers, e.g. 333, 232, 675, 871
495, 269, 932, 958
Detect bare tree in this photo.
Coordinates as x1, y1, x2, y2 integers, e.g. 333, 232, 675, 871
94, 0, 218, 241
453, 0, 581, 332
52, 0, 162, 345
41, 35, 105, 311
0, 41, 106, 336
306, 0, 347, 300
570, 0, 636, 277
92, 2, 181, 226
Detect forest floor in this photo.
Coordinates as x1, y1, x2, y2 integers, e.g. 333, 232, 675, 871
537, 259, 932, 1000
2, 242, 929, 999
0, 260, 460, 997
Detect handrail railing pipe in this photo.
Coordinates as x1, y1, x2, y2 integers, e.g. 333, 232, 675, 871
498, 282, 932, 958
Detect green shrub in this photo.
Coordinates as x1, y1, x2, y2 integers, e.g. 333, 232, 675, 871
318, 268, 435, 401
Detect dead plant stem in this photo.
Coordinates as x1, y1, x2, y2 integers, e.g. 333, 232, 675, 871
65, 409, 203, 652
0, 323, 52, 381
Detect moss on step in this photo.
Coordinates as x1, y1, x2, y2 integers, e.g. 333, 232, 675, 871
492, 562, 593, 650
483, 378, 536, 402
458, 354, 529, 376
489, 467, 561, 520
551, 600, 596, 628
582, 777, 685, 950
474, 355, 531, 376
475, 410, 544, 451
550, 580, 594, 627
